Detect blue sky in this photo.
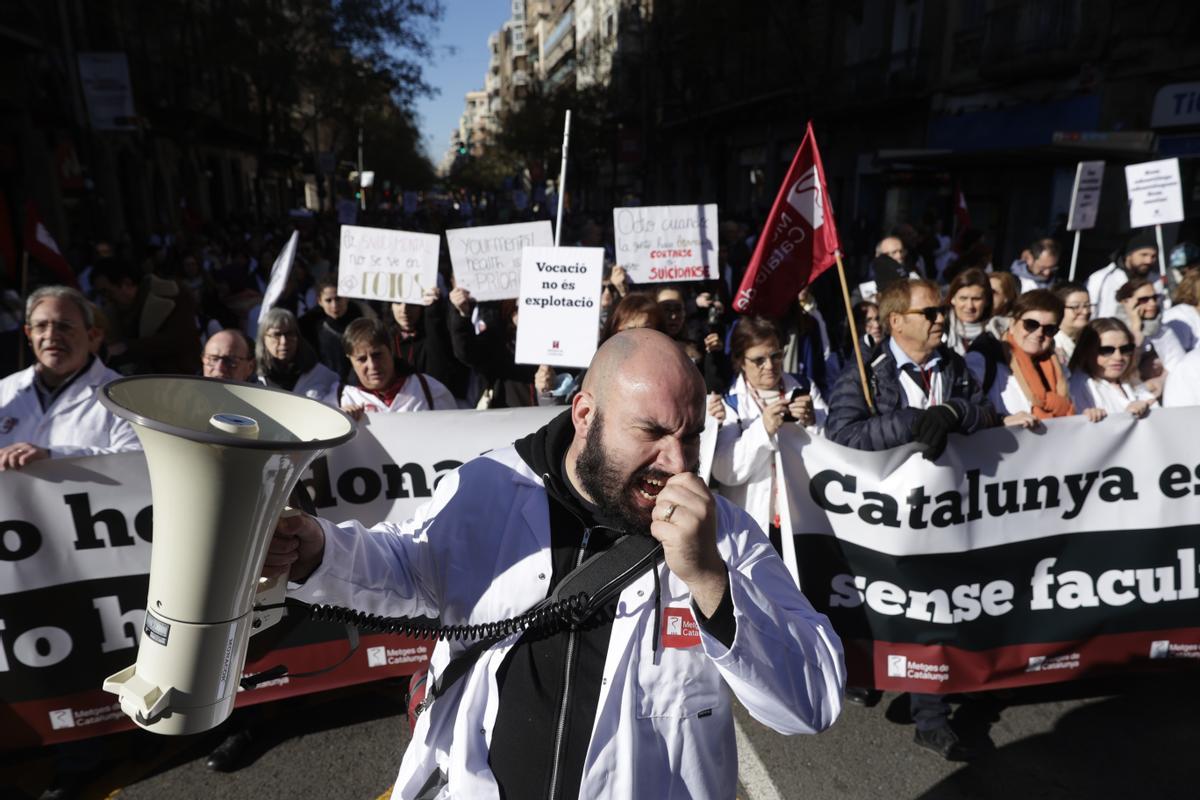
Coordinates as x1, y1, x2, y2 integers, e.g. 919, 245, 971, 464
415, 1, 512, 162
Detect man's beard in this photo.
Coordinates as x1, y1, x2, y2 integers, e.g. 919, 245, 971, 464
575, 412, 665, 536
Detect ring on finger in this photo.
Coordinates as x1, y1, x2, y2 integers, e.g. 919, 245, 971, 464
662, 502, 677, 523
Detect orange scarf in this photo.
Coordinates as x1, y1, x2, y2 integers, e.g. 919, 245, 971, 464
1004, 331, 1074, 419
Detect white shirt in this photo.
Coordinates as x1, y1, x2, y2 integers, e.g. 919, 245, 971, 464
889, 339, 944, 409
1163, 303, 1200, 352
0, 358, 141, 458
1163, 347, 1200, 407
1069, 371, 1155, 415
340, 373, 455, 413
1145, 323, 1187, 371
290, 445, 845, 799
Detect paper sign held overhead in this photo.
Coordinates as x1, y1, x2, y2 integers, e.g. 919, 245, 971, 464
1066, 161, 1105, 232
613, 204, 719, 284
446, 220, 554, 302
337, 225, 439, 304
1125, 158, 1185, 228
515, 246, 604, 369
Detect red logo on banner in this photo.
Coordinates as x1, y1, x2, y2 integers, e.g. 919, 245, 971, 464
661, 607, 702, 649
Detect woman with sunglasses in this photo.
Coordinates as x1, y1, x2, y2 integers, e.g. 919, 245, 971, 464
1116, 277, 1187, 374
1052, 282, 1092, 369
1068, 319, 1156, 420
712, 316, 825, 559
966, 290, 1075, 428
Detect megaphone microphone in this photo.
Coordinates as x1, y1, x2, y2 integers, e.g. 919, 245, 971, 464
98, 376, 355, 735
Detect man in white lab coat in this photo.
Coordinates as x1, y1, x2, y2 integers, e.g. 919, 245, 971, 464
267, 328, 845, 799
0, 285, 138, 470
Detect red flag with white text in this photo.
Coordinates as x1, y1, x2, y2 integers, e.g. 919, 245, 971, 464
24, 200, 76, 287
733, 122, 841, 318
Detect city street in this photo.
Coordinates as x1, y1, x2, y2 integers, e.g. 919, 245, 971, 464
6, 670, 1197, 799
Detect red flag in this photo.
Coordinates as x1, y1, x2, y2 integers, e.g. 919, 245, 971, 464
953, 184, 972, 234
733, 122, 841, 318
24, 200, 76, 287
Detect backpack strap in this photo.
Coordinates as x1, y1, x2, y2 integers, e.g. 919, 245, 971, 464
416, 372, 434, 409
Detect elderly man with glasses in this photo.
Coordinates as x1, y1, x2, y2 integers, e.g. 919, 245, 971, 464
200, 329, 256, 382
825, 277, 997, 761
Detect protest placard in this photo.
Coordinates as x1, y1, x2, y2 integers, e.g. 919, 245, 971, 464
1125, 158, 1185, 228
514, 246, 603, 368
337, 225, 439, 304
446, 220, 554, 302
613, 203, 719, 283
1067, 161, 1105, 232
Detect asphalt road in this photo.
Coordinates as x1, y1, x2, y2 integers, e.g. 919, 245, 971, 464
4, 672, 1198, 799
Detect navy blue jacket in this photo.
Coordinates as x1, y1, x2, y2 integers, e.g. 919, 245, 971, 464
825, 338, 996, 452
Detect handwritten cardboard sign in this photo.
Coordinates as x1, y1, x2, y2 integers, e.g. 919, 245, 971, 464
446, 221, 554, 302
337, 225, 439, 304
613, 203, 719, 283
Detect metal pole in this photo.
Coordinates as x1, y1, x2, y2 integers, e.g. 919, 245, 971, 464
1155, 223, 1166, 286
357, 126, 365, 211
1068, 229, 1081, 283
554, 110, 571, 247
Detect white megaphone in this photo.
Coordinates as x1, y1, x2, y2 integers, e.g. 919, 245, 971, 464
98, 375, 355, 735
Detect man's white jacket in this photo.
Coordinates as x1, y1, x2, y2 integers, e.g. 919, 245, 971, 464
0, 358, 139, 456
290, 446, 845, 799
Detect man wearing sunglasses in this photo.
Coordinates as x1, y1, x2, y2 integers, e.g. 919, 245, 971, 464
825, 277, 996, 761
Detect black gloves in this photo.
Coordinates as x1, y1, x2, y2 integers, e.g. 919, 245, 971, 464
911, 405, 959, 461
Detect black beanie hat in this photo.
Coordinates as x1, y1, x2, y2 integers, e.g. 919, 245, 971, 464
1123, 229, 1158, 256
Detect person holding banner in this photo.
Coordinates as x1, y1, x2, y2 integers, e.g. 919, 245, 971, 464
254, 307, 340, 406
711, 316, 823, 560
1052, 282, 1093, 368
1068, 319, 1156, 419
1087, 231, 1162, 321
825, 278, 996, 760
964, 290, 1077, 427
339, 317, 455, 418
0, 286, 140, 470
265, 328, 845, 798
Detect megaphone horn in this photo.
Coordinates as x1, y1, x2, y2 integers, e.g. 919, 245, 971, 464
99, 376, 355, 735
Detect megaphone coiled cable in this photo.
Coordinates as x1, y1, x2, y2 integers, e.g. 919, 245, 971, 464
306, 591, 592, 642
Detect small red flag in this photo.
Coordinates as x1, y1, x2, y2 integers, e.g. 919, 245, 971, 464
24, 200, 76, 288
733, 122, 841, 318
953, 185, 972, 234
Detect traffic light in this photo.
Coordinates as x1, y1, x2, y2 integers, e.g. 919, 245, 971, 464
457, 143, 468, 156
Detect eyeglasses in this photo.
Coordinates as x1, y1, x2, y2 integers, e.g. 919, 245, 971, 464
203, 354, 249, 367
902, 305, 950, 323
1131, 294, 1161, 307
601, 283, 618, 294
747, 350, 785, 369
264, 330, 298, 341
1063, 303, 1093, 312
1019, 318, 1060, 338
1097, 344, 1136, 357
28, 319, 81, 335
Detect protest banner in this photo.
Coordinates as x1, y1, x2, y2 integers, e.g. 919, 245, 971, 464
257, 230, 299, 326
446, 220, 554, 302
0, 407, 557, 749
1125, 158, 1184, 229
337, 225, 439, 305
1066, 161, 1105, 281
612, 203, 719, 284
514, 246, 603, 368
768, 409, 1200, 694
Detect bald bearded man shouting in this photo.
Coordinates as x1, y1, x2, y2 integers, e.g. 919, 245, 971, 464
267, 328, 844, 799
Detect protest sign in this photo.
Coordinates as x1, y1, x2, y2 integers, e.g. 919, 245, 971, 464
1125, 158, 1185, 228
0, 407, 558, 749
514, 246, 603, 368
446, 220, 554, 302
77, 53, 136, 131
1066, 161, 1105, 232
337, 225, 439, 304
613, 204, 719, 283
765, 409, 1200, 694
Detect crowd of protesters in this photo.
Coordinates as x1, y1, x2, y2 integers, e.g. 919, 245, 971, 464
4, 199, 1200, 787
